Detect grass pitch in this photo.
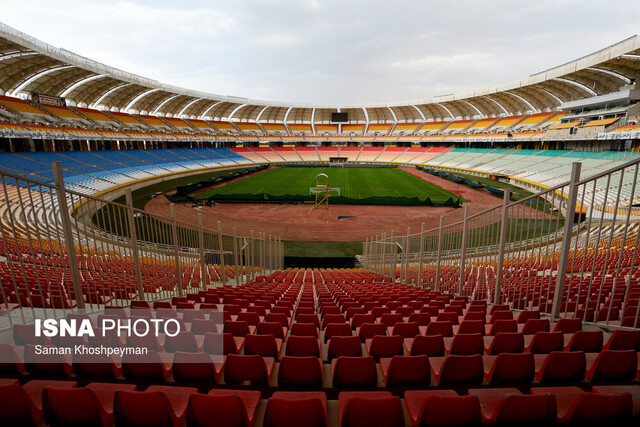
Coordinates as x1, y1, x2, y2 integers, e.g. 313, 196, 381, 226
196, 167, 463, 203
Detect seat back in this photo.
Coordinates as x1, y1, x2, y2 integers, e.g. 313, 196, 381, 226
324, 323, 352, 343
333, 356, 377, 386
351, 313, 375, 329
488, 332, 524, 355
114, 391, 174, 427
409, 335, 445, 357
328, 336, 362, 360
386, 355, 430, 385
604, 329, 640, 351
492, 393, 556, 424
380, 313, 404, 328
0, 383, 38, 424
256, 322, 285, 340
245, 334, 280, 358
290, 323, 318, 338
538, 351, 586, 383
43, 387, 102, 425
566, 330, 603, 352
264, 396, 326, 427
487, 352, 535, 384
285, 335, 320, 357
488, 319, 517, 335
278, 356, 323, 387
527, 331, 564, 354
425, 321, 453, 337
357, 323, 386, 341
224, 320, 251, 337
391, 322, 420, 339
565, 392, 632, 423
224, 354, 269, 385
172, 352, 217, 381
588, 349, 638, 381
408, 312, 431, 326
521, 318, 550, 335
451, 332, 485, 356
237, 311, 261, 326
439, 354, 484, 385
368, 335, 404, 359
419, 395, 481, 427
341, 395, 404, 427
165, 331, 199, 353
553, 318, 582, 334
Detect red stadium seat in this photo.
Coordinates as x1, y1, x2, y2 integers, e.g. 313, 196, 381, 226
366, 335, 404, 359
564, 330, 603, 352
457, 320, 485, 334
448, 333, 484, 355
531, 386, 632, 424
264, 392, 327, 427
604, 329, 640, 351
332, 356, 378, 386
521, 318, 550, 335
469, 388, 556, 425
425, 320, 453, 337
405, 390, 481, 427
586, 349, 638, 382
172, 352, 221, 382
327, 336, 363, 360
114, 386, 197, 427
487, 319, 517, 335
256, 321, 287, 340
357, 322, 387, 342
285, 335, 320, 357
390, 321, 420, 338
339, 391, 404, 427
244, 334, 282, 358
484, 352, 535, 384
553, 318, 582, 334
486, 332, 524, 355
405, 337, 443, 359
223, 354, 275, 385
43, 383, 137, 427
277, 356, 323, 387
380, 355, 430, 385
290, 322, 319, 338
324, 323, 353, 342
351, 313, 375, 329
534, 351, 586, 383
525, 331, 564, 354
431, 354, 484, 386
0, 380, 77, 425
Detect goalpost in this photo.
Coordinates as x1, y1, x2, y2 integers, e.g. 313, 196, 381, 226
309, 173, 340, 209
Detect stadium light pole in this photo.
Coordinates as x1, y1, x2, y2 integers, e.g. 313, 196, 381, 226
551, 163, 581, 321
494, 190, 511, 305
435, 216, 444, 291
417, 223, 425, 289
52, 162, 85, 309
217, 221, 227, 285
170, 204, 182, 295
124, 188, 143, 302
458, 205, 470, 296
198, 213, 207, 289
233, 227, 240, 286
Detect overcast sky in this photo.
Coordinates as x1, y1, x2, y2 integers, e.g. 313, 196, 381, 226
2, 0, 640, 104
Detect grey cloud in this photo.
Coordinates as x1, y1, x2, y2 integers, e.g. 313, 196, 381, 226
2, 0, 639, 104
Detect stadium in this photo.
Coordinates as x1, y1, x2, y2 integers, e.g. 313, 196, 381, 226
0, 2, 639, 425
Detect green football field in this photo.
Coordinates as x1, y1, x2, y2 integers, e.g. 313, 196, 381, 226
196, 167, 461, 203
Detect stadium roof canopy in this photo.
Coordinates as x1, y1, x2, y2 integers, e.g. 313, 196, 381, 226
1, 22, 640, 123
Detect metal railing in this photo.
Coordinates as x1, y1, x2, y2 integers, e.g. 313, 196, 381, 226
364, 156, 640, 329
0, 162, 283, 318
